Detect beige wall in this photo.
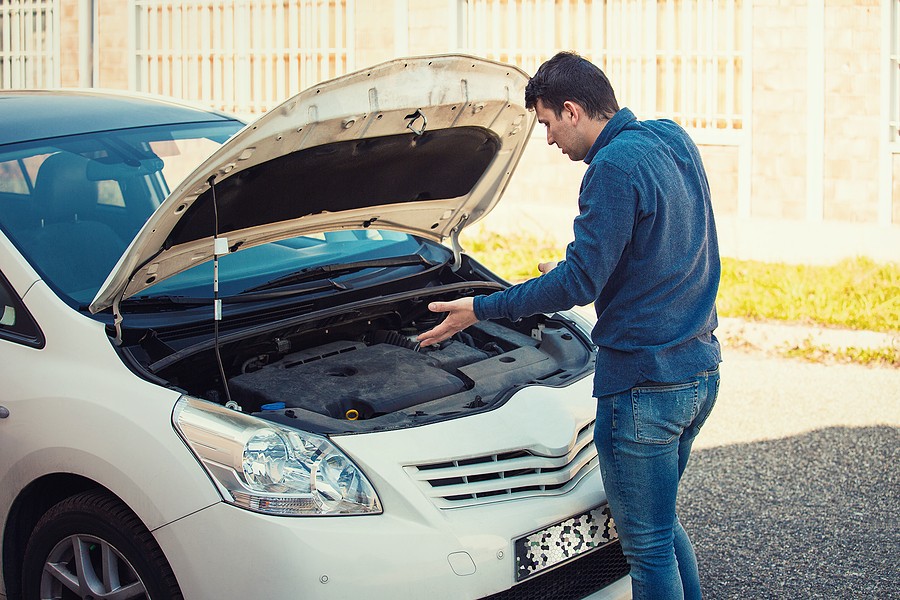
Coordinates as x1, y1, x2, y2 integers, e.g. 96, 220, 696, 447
96, 0, 130, 89
355, 1, 399, 67
894, 154, 900, 225
407, 0, 452, 56
823, 0, 881, 223
751, 0, 809, 220
58, 0, 81, 87
702, 146, 741, 218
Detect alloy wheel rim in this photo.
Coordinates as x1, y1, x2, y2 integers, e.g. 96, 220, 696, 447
40, 534, 148, 600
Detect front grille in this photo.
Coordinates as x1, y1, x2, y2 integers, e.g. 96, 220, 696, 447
480, 541, 630, 600
405, 420, 597, 509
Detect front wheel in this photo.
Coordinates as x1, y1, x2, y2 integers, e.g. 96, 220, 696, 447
22, 490, 183, 600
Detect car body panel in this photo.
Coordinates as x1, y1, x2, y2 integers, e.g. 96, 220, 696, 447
90, 55, 536, 313
0, 242, 222, 585
0, 229, 39, 295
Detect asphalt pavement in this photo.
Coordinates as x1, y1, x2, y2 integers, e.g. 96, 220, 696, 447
676, 339, 900, 599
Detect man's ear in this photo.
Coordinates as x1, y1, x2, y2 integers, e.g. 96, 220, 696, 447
562, 100, 583, 125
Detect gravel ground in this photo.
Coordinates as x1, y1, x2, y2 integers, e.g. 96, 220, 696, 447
676, 334, 900, 599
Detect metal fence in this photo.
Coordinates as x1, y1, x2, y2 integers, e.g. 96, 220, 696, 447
458, 0, 748, 134
132, 0, 354, 115
0, 0, 57, 89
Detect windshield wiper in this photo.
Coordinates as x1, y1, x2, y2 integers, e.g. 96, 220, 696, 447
117, 295, 211, 310
107, 280, 343, 312
240, 254, 437, 294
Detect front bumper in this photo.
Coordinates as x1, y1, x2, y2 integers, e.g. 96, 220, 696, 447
154, 498, 630, 599
155, 377, 631, 599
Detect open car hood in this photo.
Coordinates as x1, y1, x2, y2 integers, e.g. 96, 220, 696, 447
90, 55, 535, 314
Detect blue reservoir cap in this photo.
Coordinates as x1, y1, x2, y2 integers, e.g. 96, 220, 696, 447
260, 402, 286, 411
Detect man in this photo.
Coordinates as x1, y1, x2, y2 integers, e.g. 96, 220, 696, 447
418, 52, 721, 599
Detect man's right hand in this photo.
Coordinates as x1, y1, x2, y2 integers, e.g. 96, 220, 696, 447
416, 297, 477, 347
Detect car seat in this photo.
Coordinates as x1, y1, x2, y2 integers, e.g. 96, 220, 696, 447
22, 152, 127, 298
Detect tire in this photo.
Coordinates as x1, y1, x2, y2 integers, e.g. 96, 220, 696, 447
21, 490, 183, 600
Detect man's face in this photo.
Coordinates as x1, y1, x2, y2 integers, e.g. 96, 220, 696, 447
534, 98, 588, 162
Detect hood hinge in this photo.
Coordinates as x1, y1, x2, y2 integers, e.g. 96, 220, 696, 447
111, 295, 124, 346
449, 214, 469, 272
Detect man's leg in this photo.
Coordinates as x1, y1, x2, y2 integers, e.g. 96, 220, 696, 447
594, 368, 718, 600
673, 367, 720, 598
674, 516, 700, 599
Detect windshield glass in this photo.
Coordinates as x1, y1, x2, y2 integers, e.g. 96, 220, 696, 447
0, 120, 431, 308
141, 229, 429, 300
0, 121, 243, 304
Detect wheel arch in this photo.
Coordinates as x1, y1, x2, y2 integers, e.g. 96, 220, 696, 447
2, 473, 103, 600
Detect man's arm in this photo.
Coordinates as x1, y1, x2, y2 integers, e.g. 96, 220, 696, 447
419, 162, 632, 344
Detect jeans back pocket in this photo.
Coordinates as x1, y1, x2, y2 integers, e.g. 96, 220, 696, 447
631, 381, 700, 444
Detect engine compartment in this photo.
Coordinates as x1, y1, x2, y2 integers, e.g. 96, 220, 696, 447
124, 281, 595, 434
228, 319, 587, 426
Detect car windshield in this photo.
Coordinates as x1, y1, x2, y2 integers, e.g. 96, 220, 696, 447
0, 121, 426, 307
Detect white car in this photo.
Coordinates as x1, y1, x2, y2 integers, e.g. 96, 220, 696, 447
0, 55, 631, 599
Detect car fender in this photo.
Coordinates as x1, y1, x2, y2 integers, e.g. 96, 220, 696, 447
0, 279, 222, 552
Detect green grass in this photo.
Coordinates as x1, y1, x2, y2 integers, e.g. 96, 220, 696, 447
462, 228, 565, 282
718, 257, 900, 333
781, 339, 899, 368
461, 228, 899, 366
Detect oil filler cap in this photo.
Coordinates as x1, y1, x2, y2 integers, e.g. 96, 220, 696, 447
447, 552, 476, 576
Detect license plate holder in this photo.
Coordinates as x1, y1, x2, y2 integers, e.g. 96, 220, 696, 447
514, 504, 619, 582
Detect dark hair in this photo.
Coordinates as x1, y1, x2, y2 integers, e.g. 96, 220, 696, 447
525, 52, 619, 120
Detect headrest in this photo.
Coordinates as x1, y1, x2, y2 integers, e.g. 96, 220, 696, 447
32, 152, 99, 224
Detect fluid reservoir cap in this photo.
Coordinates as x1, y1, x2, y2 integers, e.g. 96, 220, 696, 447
260, 402, 286, 411
447, 552, 476, 576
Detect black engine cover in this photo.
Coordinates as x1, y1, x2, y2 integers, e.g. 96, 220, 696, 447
229, 342, 466, 418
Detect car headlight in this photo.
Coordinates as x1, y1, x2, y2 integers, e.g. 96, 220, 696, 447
173, 396, 381, 516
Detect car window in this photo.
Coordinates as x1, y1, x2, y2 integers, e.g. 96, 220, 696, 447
0, 121, 243, 305
0, 118, 443, 309
0, 272, 43, 348
149, 136, 224, 194
0, 158, 30, 194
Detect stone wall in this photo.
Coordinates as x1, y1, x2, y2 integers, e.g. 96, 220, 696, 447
751, 0, 810, 220
894, 154, 900, 224
823, 0, 882, 223
58, 0, 80, 87
701, 146, 741, 218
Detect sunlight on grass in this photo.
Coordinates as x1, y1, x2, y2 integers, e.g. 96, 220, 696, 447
781, 339, 900, 368
718, 257, 900, 333
461, 226, 564, 282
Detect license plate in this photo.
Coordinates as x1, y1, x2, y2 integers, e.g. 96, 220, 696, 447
514, 504, 619, 582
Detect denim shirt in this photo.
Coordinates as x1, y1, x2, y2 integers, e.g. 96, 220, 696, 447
474, 108, 721, 396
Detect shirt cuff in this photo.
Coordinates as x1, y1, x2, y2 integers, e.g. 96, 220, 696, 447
473, 292, 503, 321
472, 296, 492, 321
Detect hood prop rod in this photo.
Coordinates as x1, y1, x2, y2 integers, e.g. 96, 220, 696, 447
449, 214, 468, 272
209, 175, 234, 405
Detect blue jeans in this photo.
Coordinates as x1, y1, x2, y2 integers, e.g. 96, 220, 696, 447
594, 366, 720, 600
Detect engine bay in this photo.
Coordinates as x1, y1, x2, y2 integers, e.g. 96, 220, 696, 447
130, 288, 595, 434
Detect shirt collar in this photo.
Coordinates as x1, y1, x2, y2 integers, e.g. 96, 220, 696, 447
583, 107, 636, 164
